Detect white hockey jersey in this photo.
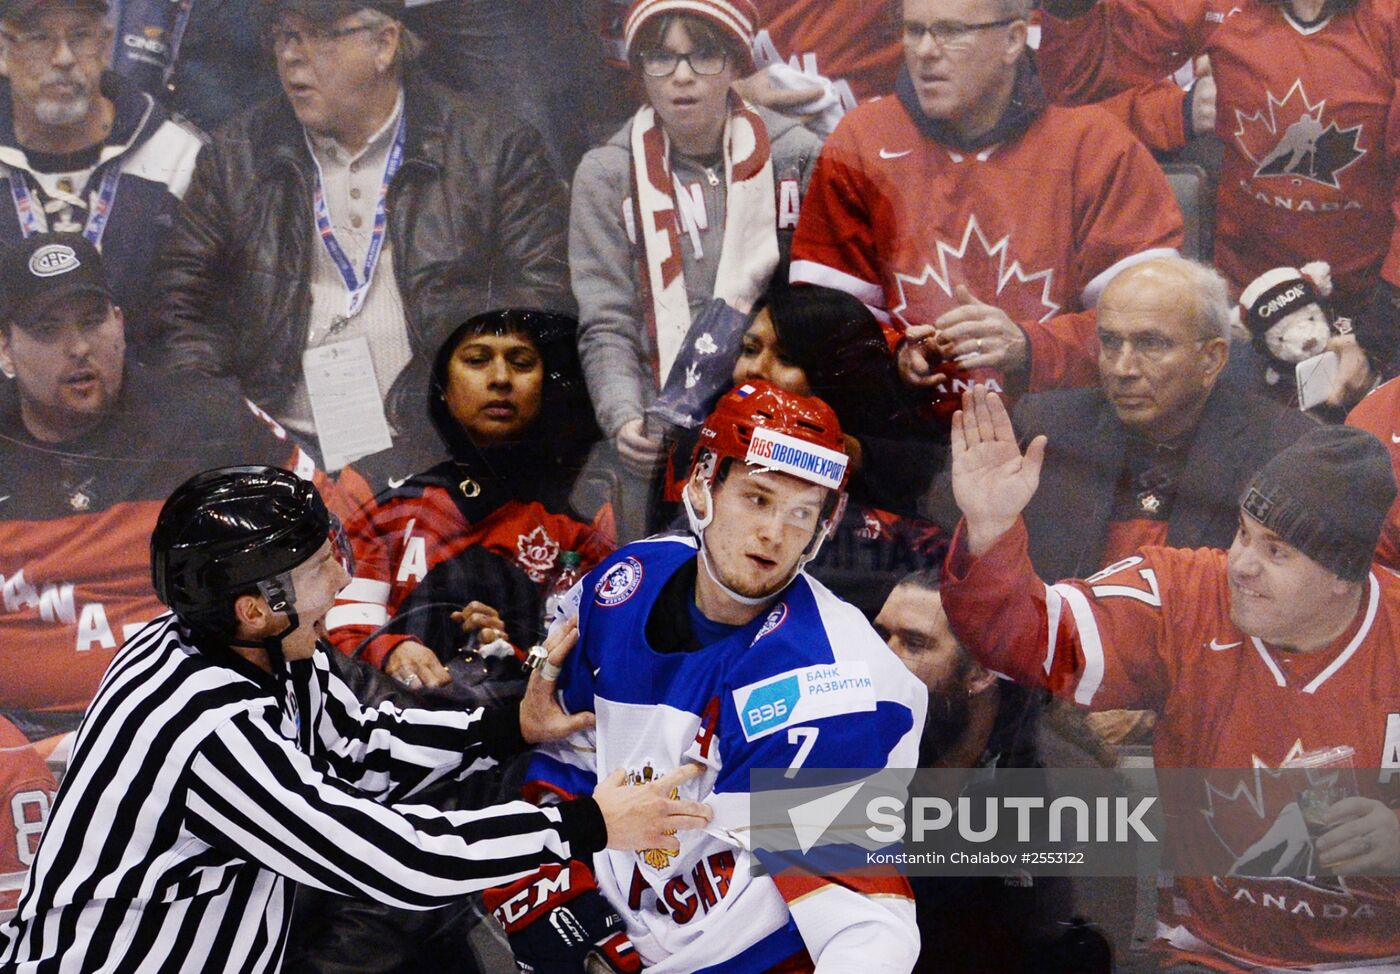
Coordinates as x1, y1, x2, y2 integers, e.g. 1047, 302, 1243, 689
527, 537, 926, 973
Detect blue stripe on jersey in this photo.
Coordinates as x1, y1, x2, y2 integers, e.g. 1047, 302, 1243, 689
690, 919, 805, 974
524, 752, 596, 799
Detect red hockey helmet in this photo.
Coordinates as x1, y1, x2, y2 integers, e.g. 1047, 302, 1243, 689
690, 381, 850, 492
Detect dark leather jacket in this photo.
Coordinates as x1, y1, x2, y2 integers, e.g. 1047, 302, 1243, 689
922, 379, 1320, 581
152, 73, 572, 421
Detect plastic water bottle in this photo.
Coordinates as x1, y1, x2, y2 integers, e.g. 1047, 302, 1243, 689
543, 551, 583, 630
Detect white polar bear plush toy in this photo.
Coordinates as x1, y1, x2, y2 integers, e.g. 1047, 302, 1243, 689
1236, 261, 1343, 389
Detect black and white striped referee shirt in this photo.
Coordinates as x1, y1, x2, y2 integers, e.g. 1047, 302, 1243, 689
0, 614, 604, 972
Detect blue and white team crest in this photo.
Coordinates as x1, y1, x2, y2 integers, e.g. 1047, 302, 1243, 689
751, 603, 788, 644
595, 557, 644, 607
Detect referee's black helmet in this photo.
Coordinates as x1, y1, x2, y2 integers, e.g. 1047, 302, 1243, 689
151, 465, 334, 628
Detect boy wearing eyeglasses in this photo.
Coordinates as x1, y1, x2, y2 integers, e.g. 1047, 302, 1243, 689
570, 0, 822, 538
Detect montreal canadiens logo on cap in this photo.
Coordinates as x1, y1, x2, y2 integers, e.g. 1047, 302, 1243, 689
28, 244, 80, 278
746, 427, 847, 490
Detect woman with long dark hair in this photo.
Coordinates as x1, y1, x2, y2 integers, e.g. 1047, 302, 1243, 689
660, 281, 947, 617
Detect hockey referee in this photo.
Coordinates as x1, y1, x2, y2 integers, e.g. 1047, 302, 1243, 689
0, 465, 710, 972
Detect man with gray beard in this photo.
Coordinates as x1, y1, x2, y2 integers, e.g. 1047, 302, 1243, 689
0, 0, 203, 349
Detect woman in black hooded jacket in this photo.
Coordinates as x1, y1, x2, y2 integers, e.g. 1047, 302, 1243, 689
329, 310, 616, 688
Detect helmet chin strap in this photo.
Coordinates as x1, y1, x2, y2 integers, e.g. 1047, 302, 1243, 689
683, 479, 843, 609
800, 491, 847, 570
228, 615, 296, 677
230, 573, 302, 676
683, 481, 770, 607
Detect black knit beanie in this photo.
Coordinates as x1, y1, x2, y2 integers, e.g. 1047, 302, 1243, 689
1240, 426, 1395, 581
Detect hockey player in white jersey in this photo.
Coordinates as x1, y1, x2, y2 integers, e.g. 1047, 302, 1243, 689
484, 381, 926, 973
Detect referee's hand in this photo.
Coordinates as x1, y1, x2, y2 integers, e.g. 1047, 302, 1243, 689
519, 619, 596, 744
594, 764, 713, 853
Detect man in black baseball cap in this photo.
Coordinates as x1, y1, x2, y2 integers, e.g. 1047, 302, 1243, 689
0, 0, 205, 343
0, 231, 110, 327
0, 226, 358, 761
0, 232, 123, 441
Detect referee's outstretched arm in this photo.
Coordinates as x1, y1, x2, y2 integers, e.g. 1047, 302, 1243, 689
185, 709, 592, 910
310, 662, 533, 805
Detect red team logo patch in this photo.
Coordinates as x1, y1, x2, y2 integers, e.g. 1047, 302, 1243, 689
595, 557, 644, 607
515, 526, 561, 583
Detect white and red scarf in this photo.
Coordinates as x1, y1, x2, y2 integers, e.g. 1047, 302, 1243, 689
630, 97, 778, 384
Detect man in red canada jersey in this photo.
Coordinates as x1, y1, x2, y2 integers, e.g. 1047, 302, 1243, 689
790, 0, 1183, 400
0, 232, 340, 746
942, 386, 1400, 970
0, 717, 55, 918
1038, 0, 1400, 398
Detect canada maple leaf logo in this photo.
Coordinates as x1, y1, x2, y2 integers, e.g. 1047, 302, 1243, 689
891, 215, 1059, 329
1233, 80, 1364, 190
516, 526, 560, 583
1190, 742, 1383, 896
1201, 767, 1314, 876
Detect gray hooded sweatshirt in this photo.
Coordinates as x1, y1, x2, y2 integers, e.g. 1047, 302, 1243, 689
569, 106, 822, 437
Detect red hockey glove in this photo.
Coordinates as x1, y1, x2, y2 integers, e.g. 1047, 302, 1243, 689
483, 861, 641, 974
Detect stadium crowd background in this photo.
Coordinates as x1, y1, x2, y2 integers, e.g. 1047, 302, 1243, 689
1, 0, 1399, 969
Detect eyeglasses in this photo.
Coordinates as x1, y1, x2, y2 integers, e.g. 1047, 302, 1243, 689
639, 47, 728, 77
902, 17, 1020, 51
263, 22, 376, 54
1, 25, 106, 59
1098, 331, 1212, 363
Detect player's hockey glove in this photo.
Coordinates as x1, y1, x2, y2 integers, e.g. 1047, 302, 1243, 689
483, 861, 641, 974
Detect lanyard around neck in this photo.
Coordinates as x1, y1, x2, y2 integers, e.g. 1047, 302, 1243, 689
10, 163, 122, 246
304, 111, 407, 320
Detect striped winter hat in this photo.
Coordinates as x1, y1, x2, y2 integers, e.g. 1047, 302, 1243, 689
623, 0, 760, 68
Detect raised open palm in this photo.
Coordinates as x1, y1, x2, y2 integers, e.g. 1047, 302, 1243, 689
951, 386, 1047, 555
